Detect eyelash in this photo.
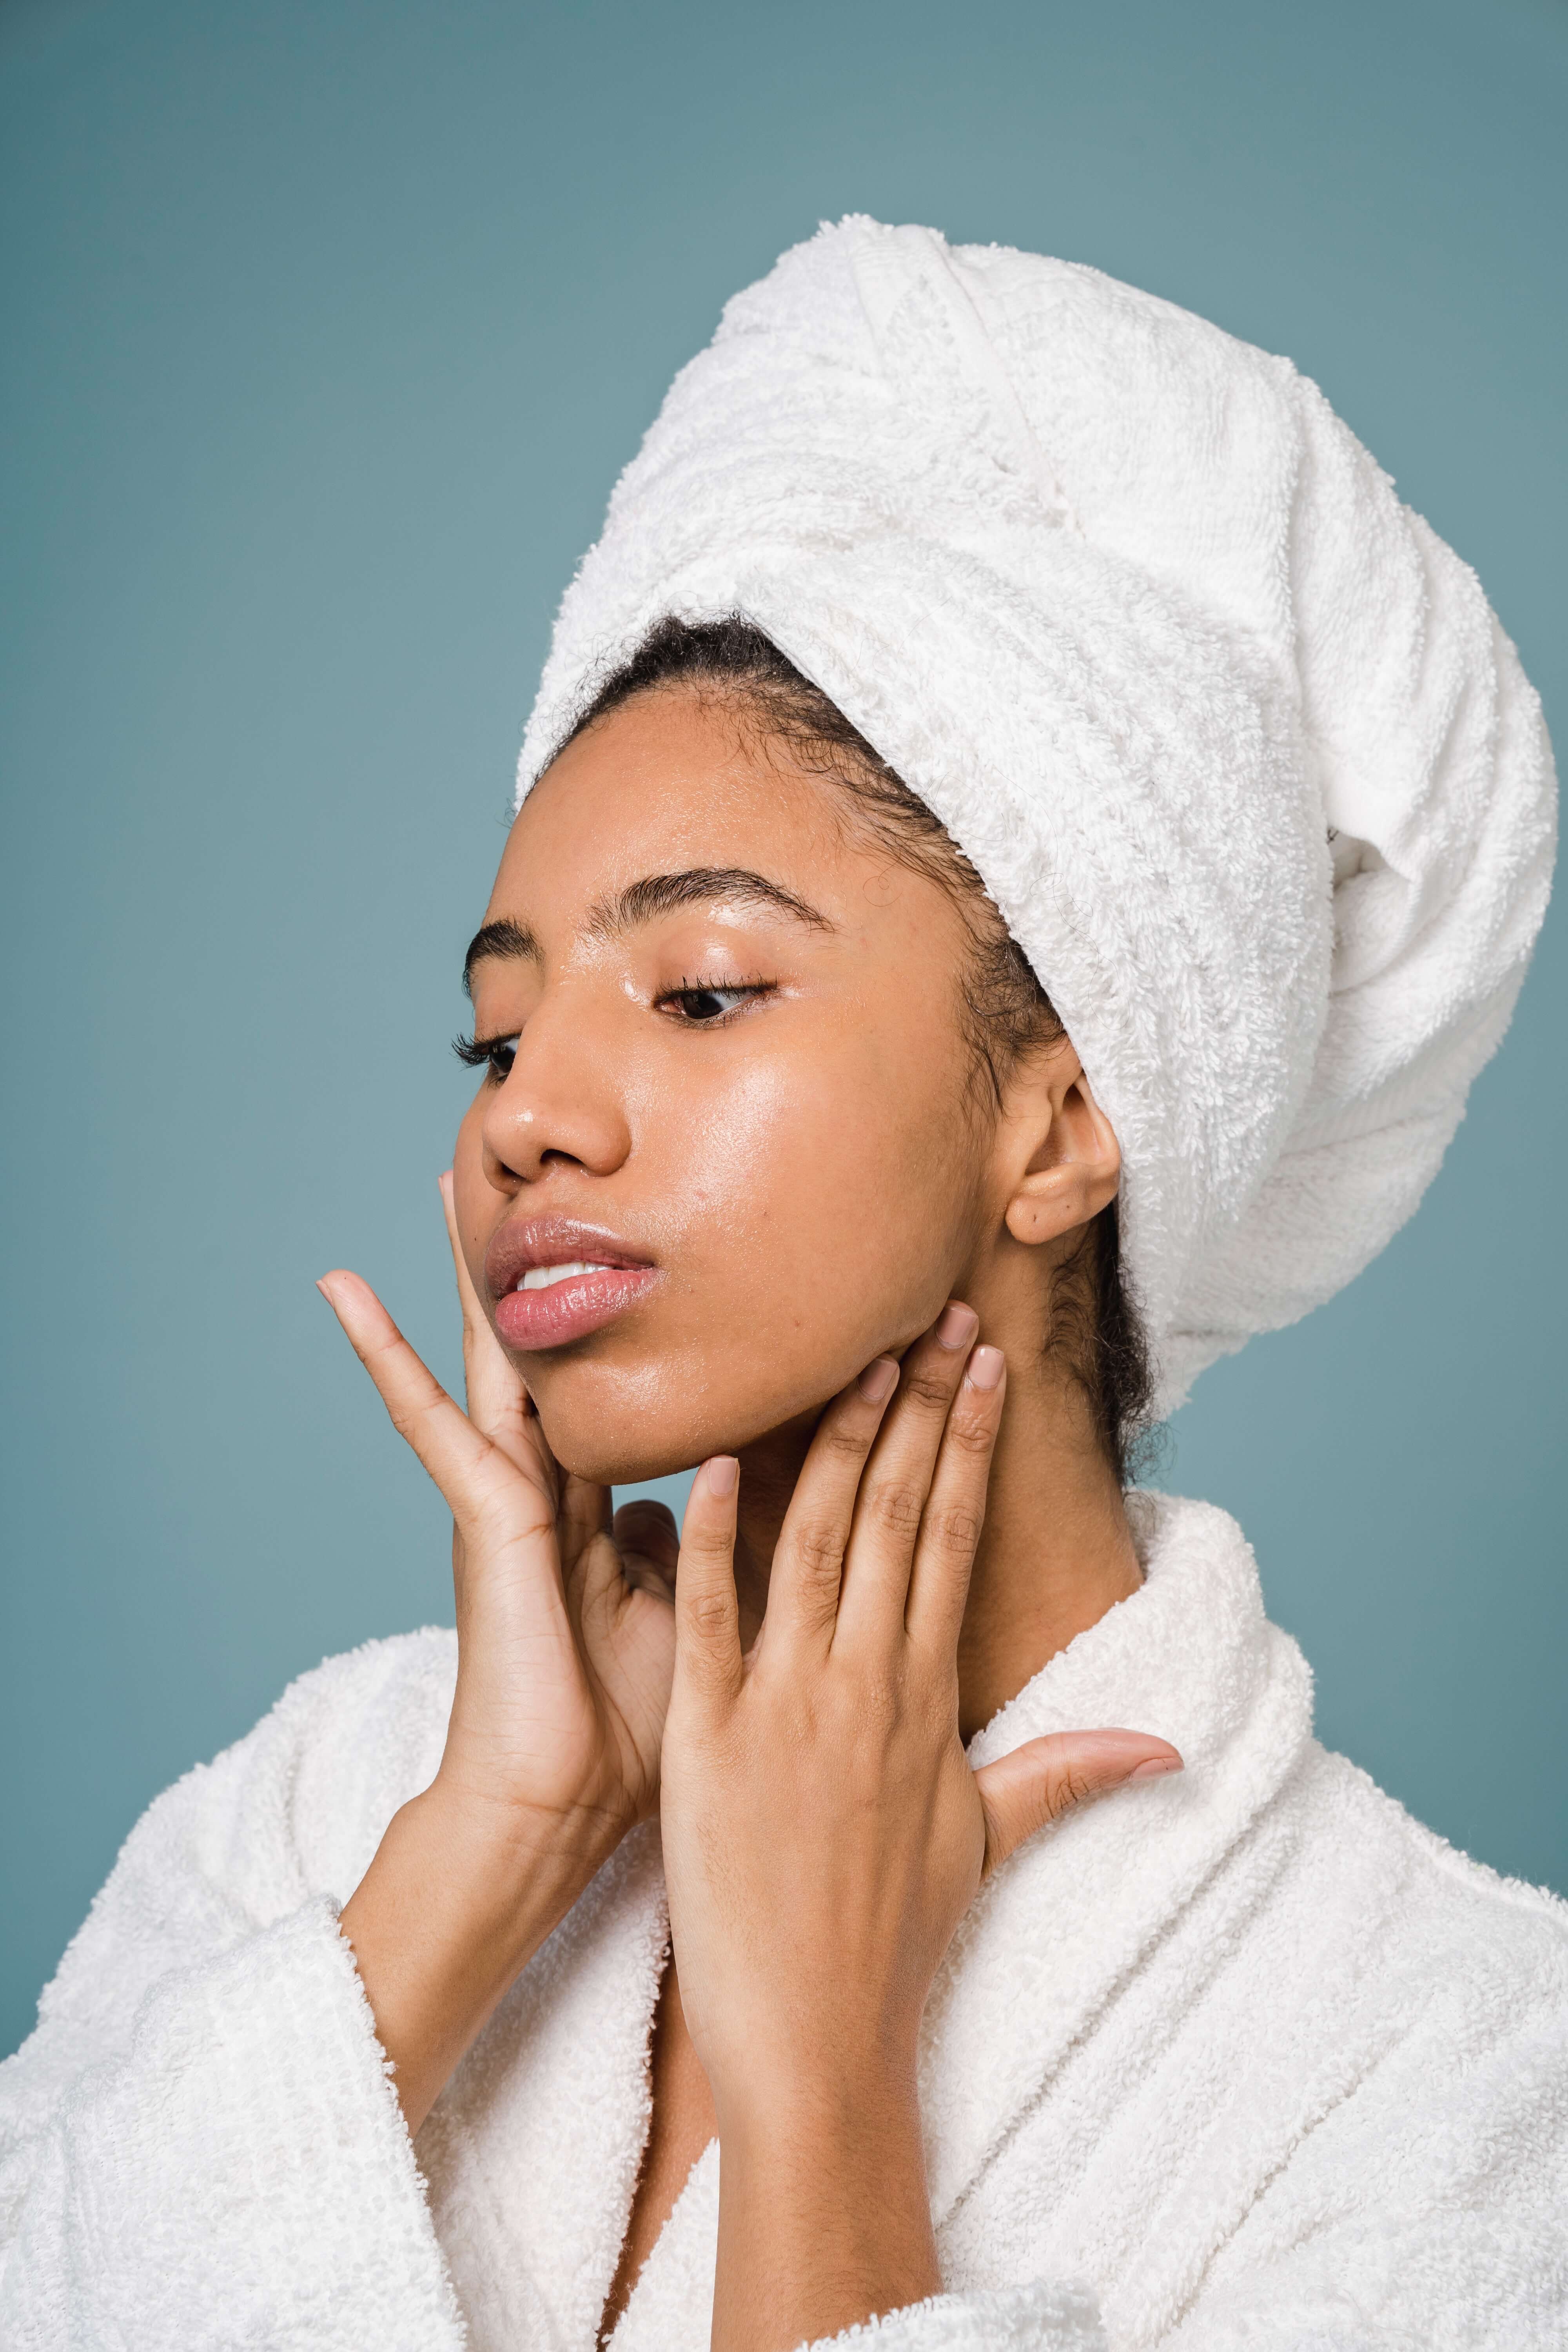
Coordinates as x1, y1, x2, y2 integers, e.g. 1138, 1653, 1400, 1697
452, 1030, 520, 1081
452, 978, 775, 1082
657, 974, 776, 1027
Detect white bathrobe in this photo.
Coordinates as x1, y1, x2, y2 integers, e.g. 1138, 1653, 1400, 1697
3, 1492, 1564, 2350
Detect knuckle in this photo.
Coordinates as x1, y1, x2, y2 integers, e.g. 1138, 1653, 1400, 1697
817, 1416, 873, 1463
944, 1411, 996, 1457
927, 1499, 984, 1555
688, 1589, 735, 1641
902, 1367, 956, 1414
789, 1521, 847, 1583
866, 1480, 926, 1540
787, 1539, 846, 1637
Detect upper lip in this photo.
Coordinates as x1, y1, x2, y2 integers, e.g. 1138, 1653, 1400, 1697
484, 1215, 658, 1302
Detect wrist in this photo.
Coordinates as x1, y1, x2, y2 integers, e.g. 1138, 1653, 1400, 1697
708, 2022, 922, 2144
420, 1771, 624, 1905
710, 2046, 939, 2352
339, 1784, 613, 2135
401, 1777, 622, 1971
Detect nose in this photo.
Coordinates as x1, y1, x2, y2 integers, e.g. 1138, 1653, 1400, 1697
479, 989, 632, 1193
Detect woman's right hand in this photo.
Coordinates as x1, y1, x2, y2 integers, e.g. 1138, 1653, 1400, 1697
323, 1175, 677, 2131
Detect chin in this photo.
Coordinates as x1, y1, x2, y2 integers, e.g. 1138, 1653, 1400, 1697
528, 1376, 726, 1488
528, 1354, 822, 1488
542, 1421, 700, 1488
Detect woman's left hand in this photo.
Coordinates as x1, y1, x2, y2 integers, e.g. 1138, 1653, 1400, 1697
660, 1304, 1180, 2352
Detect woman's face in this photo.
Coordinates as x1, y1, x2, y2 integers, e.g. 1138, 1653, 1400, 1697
453, 688, 1008, 1484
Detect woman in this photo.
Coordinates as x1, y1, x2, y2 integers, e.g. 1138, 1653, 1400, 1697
1, 218, 1562, 2350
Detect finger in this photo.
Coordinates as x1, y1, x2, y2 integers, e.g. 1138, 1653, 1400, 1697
833, 1302, 977, 1646
672, 1457, 742, 1704
317, 1269, 548, 1539
902, 1343, 1005, 1651
613, 1499, 681, 1590
438, 1167, 496, 1346
560, 1472, 613, 1594
572, 1521, 673, 1641
975, 1730, 1183, 1875
438, 1171, 534, 1452
764, 1354, 900, 1657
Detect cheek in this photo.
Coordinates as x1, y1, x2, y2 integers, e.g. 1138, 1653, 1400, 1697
491, 1013, 985, 1481
650, 1021, 978, 1345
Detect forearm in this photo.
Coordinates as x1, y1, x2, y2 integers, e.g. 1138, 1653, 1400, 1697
711, 2062, 942, 2352
340, 1782, 610, 2134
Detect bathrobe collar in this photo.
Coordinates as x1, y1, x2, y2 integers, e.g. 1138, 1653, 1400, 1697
918, 1490, 1314, 2221
430, 1492, 1314, 2341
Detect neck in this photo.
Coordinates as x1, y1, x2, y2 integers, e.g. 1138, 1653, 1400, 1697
733, 1314, 1143, 1745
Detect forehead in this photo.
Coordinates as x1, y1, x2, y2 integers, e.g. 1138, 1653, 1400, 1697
488, 690, 865, 923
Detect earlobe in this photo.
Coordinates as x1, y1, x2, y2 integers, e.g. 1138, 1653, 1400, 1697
1004, 1169, 1111, 1247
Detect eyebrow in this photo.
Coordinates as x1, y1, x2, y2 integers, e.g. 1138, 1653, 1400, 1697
588, 867, 833, 940
462, 917, 540, 998
462, 867, 832, 995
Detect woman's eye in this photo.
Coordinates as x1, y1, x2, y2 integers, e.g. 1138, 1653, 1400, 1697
662, 983, 768, 1025
454, 1030, 519, 1080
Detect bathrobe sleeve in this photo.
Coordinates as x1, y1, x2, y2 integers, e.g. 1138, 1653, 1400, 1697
0, 1635, 466, 2352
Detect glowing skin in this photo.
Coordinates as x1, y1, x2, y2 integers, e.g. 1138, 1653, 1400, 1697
321, 688, 1176, 2352
451, 690, 1008, 1484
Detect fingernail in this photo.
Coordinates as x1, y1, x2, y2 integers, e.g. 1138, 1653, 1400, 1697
1129, 1753, 1183, 1780
936, 1301, 979, 1349
966, 1344, 1005, 1392
704, 1455, 738, 1496
858, 1356, 899, 1405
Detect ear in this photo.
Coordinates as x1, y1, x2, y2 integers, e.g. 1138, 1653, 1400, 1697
1000, 1046, 1121, 1249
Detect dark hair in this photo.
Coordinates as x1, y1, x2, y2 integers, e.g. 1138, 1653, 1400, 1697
559, 615, 1157, 1484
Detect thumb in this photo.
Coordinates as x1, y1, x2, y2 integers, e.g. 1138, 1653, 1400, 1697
975, 1729, 1182, 1875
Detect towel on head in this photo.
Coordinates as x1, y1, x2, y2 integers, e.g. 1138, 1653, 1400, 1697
517, 217, 1555, 1414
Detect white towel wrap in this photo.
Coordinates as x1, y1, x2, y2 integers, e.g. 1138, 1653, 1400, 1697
517, 218, 1555, 1413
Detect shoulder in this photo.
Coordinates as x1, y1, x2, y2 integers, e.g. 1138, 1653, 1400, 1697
38, 1628, 457, 2036
1293, 1741, 1568, 1993
268, 1624, 460, 1895
1255, 1739, 1568, 2145
1196, 1749, 1568, 2296
270, 1622, 458, 1795
162, 1622, 459, 1907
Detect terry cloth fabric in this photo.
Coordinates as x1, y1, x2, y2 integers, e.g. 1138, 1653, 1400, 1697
3, 1495, 1566, 2348
515, 218, 1557, 1414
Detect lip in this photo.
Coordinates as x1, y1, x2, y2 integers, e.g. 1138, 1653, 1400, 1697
485, 1216, 661, 1353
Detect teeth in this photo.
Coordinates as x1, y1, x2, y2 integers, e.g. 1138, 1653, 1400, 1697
517, 1260, 617, 1292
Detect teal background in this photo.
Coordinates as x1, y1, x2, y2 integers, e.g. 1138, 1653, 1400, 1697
2, 0, 1564, 2060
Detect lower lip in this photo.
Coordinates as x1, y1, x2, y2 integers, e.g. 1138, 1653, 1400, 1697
493, 1265, 661, 1351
